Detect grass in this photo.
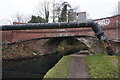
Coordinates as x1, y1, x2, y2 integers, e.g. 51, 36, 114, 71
86, 54, 118, 78
43, 54, 118, 78
44, 55, 71, 78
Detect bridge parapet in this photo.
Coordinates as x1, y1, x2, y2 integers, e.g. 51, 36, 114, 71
1, 20, 117, 55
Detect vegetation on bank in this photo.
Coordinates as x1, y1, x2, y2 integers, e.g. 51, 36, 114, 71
2, 44, 38, 60
86, 54, 118, 78
44, 55, 71, 78
3, 38, 118, 78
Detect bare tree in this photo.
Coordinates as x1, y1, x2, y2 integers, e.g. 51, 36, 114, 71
68, 6, 81, 22
72, 5, 81, 13
34, 0, 81, 23
49, 0, 63, 22
13, 13, 30, 23
35, 0, 50, 23
52, 1, 61, 22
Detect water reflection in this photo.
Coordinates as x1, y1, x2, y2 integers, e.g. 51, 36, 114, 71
2, 52, 63, 78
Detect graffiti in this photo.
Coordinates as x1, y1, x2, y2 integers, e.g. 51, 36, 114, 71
95, 19, 110, 26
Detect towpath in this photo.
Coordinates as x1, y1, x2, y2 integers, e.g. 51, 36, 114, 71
68, 51, 89, 78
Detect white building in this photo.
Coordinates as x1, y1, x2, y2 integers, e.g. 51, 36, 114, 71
77, 12, 86, 23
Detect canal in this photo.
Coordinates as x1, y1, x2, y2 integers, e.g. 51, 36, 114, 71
2, 37, 88, 78
2, 53, 63, 78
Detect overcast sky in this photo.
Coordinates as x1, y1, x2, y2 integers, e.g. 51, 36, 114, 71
0, 0, 119, 24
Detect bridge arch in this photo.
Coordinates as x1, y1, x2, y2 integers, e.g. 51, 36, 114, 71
41, 37, 87, 55
40, 35, 106, 55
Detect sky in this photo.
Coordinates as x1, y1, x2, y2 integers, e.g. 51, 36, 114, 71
0, 0, 119, 24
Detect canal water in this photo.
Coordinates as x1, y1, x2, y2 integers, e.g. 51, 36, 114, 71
2, 53, 64, 78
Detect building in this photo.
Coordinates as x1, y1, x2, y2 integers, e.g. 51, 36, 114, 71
77, 12, 86, 23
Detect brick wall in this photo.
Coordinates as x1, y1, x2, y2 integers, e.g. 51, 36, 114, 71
2, 31, 13, 42
2, 15, 120, 43
94, 15, 120, 40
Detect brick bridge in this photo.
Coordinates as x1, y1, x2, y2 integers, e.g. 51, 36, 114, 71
2, 15, 120, 55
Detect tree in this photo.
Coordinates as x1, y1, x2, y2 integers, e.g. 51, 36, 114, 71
52, 2, 61, 22
68, 9, 77, 22
13, 13, 30, 23
59, 2, 71, 22
35, 1, 50, 23
29, 15, 46, 23
51, 0, 63, 22
34, 1, 80, 23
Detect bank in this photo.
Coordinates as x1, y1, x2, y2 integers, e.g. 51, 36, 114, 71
43, 54, 118, 78
44, 55, 71, 78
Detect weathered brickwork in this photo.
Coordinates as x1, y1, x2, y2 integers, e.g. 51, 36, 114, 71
94, 15, 120, 40
2, 15, 120, 43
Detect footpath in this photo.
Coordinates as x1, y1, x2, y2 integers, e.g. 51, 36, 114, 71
68, 51, 89, 78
